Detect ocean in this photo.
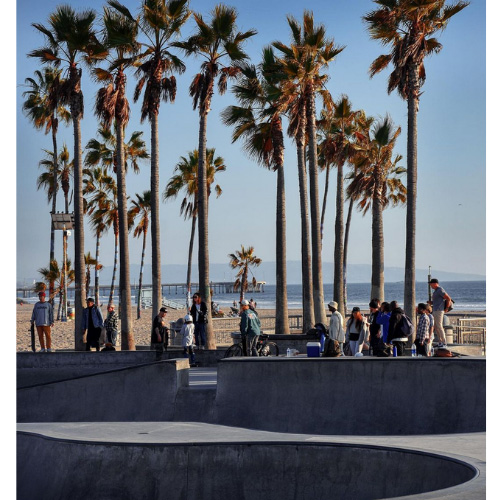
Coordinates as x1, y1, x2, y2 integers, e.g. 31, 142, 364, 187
18, 280, 486, 312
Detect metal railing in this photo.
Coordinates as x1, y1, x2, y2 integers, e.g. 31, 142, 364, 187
211, 315, 303, 334
455, 317, 486, 346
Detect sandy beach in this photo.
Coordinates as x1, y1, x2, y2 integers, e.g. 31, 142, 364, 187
16, 303, 486, 352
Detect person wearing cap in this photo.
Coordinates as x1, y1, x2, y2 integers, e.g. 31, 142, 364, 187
240, 299, 261, 356
151, 307, 169, 359
327, 301, 344, 355
104, 304, 119, 347
180, 314, 196, 365
81, 297, 104, 351
345, 307, 368, 356
387, 301, 408, 356
190, 292, 208, 350
30, 291, 54, 352
428, 278, 452, 348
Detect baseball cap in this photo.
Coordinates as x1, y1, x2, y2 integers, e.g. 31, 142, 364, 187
38, 291, 46, 297
241, 299, 249, 306
159, 307, 167, 313
429, 278, 439, 284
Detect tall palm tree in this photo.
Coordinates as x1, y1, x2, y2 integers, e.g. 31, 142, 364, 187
273, 12, 344, 325
93, 3, 141, 350
29, 4, 107, 350
128, 190, 151, 319
109, 0, 191, 320
163, 149, 225, 310
347, 115, 407, 301
58, 144, 74, 213
363, 0, 468, 322
175, 4, 256, 348
316, 95, 360, 317
228, 246, 262, 303
221, 53, 290, 334
23, 67, 71, 303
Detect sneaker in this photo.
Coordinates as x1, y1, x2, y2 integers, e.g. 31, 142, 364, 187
39, 348, 46, 353
47, 348, 54, 353
437, 343, 443, 348
200, 346, 205, 350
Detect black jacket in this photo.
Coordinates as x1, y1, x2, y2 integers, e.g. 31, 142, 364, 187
387, 307, 404, 343
190, 301, 208, 324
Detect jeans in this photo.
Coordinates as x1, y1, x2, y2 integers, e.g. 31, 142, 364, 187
106, 330, 117, 346
183, 346, 195, 364
194, 323, 206, 347
246, 334, 259, 356
349, 340, 362, 356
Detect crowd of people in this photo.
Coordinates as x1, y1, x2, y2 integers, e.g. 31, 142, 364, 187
28, 279, 452, 361
326, 278, 453, 357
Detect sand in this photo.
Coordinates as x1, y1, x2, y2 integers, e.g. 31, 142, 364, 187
15, 303, 485, 352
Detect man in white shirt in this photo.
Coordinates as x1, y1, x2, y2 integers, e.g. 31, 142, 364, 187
328, 301, 345, 355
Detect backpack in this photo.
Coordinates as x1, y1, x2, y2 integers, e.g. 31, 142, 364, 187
399, 314, 415, 338
323, 337, 341, 357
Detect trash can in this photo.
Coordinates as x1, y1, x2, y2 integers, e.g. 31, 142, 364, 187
67, 307, 75, 320
443, 315, 453, 345
307, 342, 321, 357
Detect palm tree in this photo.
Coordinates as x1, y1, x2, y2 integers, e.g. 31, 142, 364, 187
29, 5, 107, 350
175, 4, 256, 348
128, 190, 151, 319
84, 252, 103, 299
58, 144, 74, 213
228, 246, 262, 303
163, 149, 225, 310
347, 115, 407, 301
23, 67, 70, 302
221, 53, 290, 334
93, 3, 141, 350
363, 0, 468, 322
316, 95, 359, 317
109, 0, 191, 320
83, 166, 116, 307
273, 12, 344, 326
38, 259, 75, 320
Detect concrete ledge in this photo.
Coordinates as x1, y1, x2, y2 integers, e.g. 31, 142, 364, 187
16, 423, 484, 500
17, 358, 189, 422
215, 357, 486, 435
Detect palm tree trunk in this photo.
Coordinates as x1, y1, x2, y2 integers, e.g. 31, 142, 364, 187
404, 65, 419, 332
116, 121, 134, 350
186, 214, 197, 300
150, 114, 162, 318
197, 110, 214, 349
296, 102, 314, 332
275, 162, 290, 334
137, 230, 147, 319
49, 125, 58, 305
72, 114, 86, 351
371, 173, 384, 301
343, 196, 354, 316
306, 86, 326, 325
109, 222, 118, 306
320, 164, 330, 243
334, 162, 345, 318
95, 232, 100, 307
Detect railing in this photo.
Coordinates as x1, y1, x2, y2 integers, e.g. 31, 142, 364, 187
455, 317, 486, 347
211, 315, 303, 334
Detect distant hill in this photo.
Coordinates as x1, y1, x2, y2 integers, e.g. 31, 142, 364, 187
67, 261, 485, 287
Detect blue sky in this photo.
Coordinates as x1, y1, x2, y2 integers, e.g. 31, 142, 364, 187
14, 0, 486, 284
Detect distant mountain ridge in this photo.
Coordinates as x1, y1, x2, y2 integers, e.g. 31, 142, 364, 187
73, 261, 485, 286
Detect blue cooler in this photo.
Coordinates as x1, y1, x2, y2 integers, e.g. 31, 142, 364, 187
307, 342, 321, 357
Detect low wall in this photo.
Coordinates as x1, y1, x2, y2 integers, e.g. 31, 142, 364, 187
16, 432, 478, 500
17, 358, 189, 422
215, 357, 486, 435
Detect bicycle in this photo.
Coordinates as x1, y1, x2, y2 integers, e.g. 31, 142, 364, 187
223, 334, 279, 358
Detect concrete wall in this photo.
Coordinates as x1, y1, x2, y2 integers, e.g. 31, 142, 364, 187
215, 357, 486, 435
17, 359, 189, 422
17, 433, 478, 500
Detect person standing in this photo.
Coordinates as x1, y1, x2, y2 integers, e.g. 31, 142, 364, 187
240, 299, 261, 356
30, 291, 54, 352
376, 301, 391, 344
81, 297, 104, 352
368, 299, 384, 356
345, 307, 368, 356
429, 278, 452, 348
416, 303, 430, 356
327, 301, 345, 355
151, 307, 168, 360
190, 293, 208, 350
180, 314, 196, 366
387, 301, 408, 356
104, 304, 119, 347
